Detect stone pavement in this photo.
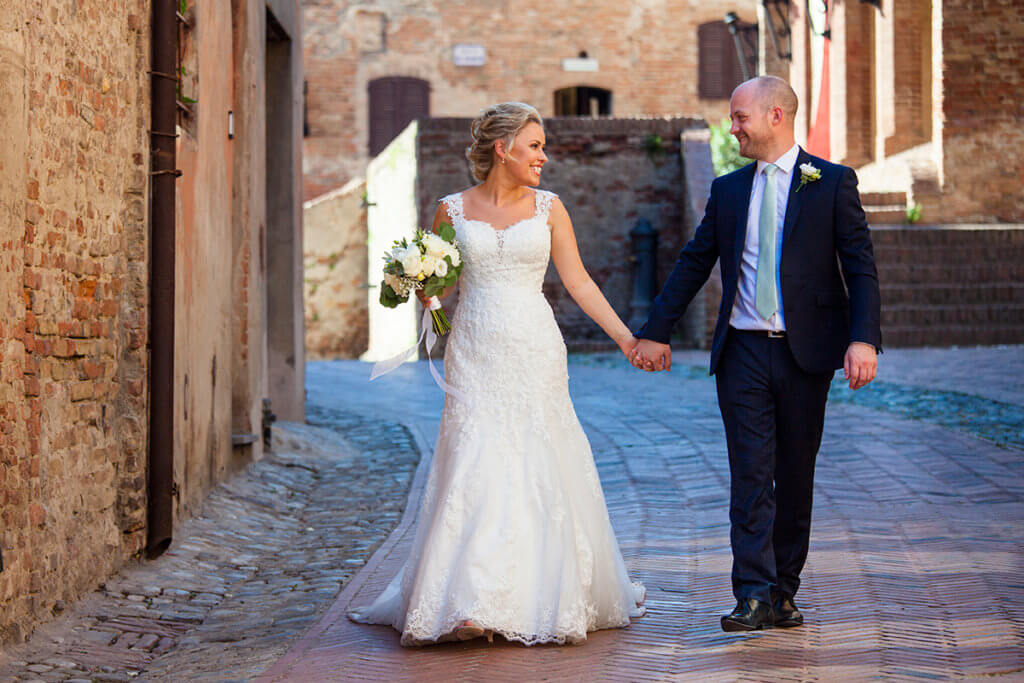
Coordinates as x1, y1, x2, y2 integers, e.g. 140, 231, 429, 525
0, 413, 418, 682
1, 346, 1022, 681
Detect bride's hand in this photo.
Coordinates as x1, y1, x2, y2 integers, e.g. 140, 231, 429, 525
415, 288, 430, 306
618, 334, 639, 358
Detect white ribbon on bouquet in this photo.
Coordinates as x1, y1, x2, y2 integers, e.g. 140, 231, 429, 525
369, 296, 465, 400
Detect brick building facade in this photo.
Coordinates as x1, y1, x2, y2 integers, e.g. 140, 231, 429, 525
0, 0, 305, 643
301, 0, 759, 201
769, 0, 1024, 223
761, 0, 1024, 344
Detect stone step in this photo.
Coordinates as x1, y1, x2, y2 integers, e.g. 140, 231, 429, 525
880, 283, 1024, 306
870, 226, 1024, 247
867, 209, 908, 225
875, 262, 1024, 284
873, 245, 1024, 266
880, 303, 1024, 327
861, 191, 907, 206
881, 324, 1024, 347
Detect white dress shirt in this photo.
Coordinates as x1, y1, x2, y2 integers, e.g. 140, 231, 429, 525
729, 143, 800, 332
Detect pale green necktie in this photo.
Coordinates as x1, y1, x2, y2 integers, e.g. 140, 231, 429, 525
755, 163, 779, 320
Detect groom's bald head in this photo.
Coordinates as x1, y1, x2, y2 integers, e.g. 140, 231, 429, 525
734, 76, 799, 123
729, 76, 798, 161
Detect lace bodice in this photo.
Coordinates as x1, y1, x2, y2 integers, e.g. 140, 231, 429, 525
440, 189, 556, 294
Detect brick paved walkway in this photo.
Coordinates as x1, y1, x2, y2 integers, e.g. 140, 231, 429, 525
262, 351, 1024, 681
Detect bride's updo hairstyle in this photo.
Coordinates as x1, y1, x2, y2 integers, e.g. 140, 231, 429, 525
466, 102, 544, 182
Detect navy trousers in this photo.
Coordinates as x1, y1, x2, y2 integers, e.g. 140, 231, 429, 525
715, 328, 833, 602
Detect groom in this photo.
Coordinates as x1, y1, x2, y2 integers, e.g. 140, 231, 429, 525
631, 76, 881, 631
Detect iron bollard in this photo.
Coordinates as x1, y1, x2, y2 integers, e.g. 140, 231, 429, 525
628, 218, 659, 331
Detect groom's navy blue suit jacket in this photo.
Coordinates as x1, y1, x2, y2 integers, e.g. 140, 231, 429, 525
638, 148, 882, 375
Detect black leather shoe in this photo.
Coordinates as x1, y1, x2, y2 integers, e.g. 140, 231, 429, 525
720, 598, 775, 632
773, 592, 804, 628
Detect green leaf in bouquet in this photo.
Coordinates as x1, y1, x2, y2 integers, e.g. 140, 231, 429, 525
439, 221, 456, 242
422, 279, 444, 298
379, 283, 405, 308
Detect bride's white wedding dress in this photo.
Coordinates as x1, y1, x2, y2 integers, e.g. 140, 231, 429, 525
349, 189, 645, 646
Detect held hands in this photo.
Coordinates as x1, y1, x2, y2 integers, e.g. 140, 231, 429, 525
628, 339, 672, 372
844, 342, 877, 390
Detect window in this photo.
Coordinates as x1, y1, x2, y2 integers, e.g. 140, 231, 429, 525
554, 86, 612, 116
367, 76, 429, 156
698, 20, 755, 99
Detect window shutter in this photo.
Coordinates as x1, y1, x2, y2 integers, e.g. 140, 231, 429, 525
368, 77, 429, 156
698, 21, 746, 100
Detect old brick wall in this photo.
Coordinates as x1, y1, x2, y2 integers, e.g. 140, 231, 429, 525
873, 225, 1024, 346
414, 117, 714, 349
302, 0, 759, 201
0, 0, 151, 643
304, 179, 369, 359
785, 0, 1022, 224
939, 0, 1024, 223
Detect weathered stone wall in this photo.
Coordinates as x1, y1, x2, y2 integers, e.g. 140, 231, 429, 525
302, 0, 759, 201
415, 117, 714, 349
304, 178, 369, 359
0, 0, 151, 643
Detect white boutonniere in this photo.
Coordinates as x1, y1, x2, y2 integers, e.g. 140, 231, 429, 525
796, 162, 821, 193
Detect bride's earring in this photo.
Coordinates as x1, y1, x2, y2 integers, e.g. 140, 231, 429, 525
501, 156, 506, 164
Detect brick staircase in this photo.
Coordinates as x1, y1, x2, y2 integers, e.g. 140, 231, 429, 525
862, 191, 908, 225
871, 225, 1024, 347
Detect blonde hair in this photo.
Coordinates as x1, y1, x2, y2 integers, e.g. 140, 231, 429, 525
465, 102, 544, 182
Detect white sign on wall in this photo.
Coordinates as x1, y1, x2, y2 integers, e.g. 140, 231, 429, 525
562, 57, 599, 72
453, 44, 487, 67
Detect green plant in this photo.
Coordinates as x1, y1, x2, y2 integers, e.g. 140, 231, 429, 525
906, 202, 922, 224
709, 118, 751, 177
644, 134, 665, 158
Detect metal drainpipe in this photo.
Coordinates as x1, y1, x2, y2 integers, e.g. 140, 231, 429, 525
147, 0, 177, 559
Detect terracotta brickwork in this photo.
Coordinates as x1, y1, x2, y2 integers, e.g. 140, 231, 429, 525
0, 0, 306, 644
0, 0, 151, 643
783, 0, 1023, 223
302, 0, 758, 201
938, 0, 1024, 222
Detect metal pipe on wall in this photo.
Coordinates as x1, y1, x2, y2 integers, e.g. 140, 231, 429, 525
147, 0, 177, 559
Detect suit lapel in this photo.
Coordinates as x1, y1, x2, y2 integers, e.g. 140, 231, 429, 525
732, 163, 757, 273
781, 148, 810, 247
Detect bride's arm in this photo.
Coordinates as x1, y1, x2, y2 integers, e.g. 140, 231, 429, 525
549, 198, 636, 356
416, 203, 459, 303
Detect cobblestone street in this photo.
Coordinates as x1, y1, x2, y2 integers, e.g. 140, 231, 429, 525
1, 347, 1022, 681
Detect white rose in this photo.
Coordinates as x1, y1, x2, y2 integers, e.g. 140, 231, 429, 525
420, 254, 437, 278
399, 248, 422, 277
444, 245, 461, 267
421, 234, 448, 258
434, 258, 448, 278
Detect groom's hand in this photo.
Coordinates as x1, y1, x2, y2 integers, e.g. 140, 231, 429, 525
844, 342, 877, 390
630, 339, 671, 372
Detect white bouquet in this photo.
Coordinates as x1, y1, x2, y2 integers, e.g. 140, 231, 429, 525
378, 222, 462, 335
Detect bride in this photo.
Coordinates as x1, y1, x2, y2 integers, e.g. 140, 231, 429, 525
349, 102, 646, 646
